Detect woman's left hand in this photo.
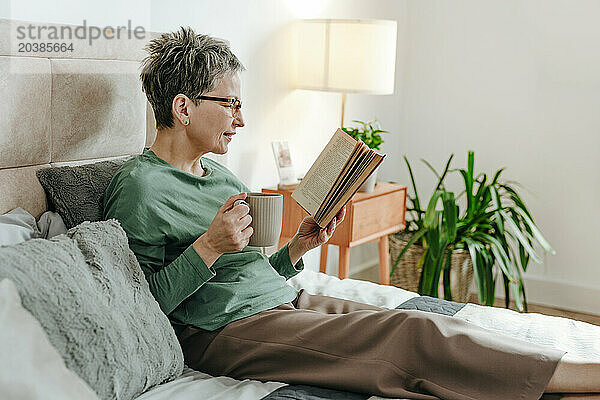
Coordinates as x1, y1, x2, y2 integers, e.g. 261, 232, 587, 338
288, 206, 346, 264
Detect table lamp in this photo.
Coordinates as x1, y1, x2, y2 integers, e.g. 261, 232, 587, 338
296, 19, 397, 127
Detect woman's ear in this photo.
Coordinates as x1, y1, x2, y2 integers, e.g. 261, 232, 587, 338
172, 94, 190, 126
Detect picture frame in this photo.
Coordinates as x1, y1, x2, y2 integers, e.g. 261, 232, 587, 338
271, 141, 298, 186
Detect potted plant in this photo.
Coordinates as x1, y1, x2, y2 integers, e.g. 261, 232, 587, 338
390, 151, 555, 312
342, 119, 388, 192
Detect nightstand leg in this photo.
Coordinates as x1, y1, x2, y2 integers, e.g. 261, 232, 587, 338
378, 235, 390, 285
319, 244, 328, 274
339, 246, 350, 280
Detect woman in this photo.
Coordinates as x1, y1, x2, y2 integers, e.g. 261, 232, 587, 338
103, 27, 600, 400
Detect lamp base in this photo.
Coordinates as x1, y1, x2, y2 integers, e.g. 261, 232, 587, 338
340, 93, 347, 128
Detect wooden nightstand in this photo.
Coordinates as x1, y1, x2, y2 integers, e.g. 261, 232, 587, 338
263, 182, 407, 285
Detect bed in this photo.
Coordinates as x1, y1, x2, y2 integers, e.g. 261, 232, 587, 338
1, 18, 599, 400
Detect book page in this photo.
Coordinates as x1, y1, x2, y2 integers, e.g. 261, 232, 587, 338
292, 129, 356, 215
315, 142, 368, 222
318, 152, 385, 227
316, 147, 371, 223
316, 141, 362, 217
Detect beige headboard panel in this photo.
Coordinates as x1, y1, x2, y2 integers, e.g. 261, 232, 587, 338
0, 19, 158, 218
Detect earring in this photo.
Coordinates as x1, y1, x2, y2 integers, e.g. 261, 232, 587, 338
183, 120, 189, 126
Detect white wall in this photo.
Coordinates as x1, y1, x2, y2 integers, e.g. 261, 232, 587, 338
4, 0, 599, 314
376, 0, 600, 314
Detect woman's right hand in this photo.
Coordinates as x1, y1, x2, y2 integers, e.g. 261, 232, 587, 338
192, 193, 253, 267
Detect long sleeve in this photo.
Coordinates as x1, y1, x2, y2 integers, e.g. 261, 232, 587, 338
129, 238, 216, 315
268, 243, 304, 280
103, 151, 301, 331
103, 168, 216, 315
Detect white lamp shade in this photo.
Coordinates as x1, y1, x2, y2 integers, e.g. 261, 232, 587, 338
296, 19, 397, 94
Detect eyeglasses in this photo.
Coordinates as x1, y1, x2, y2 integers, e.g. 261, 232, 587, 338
196, 95, 242, 118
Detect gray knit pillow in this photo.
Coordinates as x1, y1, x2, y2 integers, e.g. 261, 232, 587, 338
0, 219, 184, 400
36, 158, 130, 229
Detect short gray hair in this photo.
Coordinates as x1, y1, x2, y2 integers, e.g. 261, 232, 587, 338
140, 27, 245, 129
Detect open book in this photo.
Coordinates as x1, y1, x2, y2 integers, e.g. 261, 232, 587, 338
292, 128, 385, 228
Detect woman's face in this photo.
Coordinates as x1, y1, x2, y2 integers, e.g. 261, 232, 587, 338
188, 72, 244, 155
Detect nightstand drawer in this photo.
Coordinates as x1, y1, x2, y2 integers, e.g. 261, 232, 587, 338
351, 190, 406, 242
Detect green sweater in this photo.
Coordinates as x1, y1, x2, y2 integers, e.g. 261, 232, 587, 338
102, 149, 303, 332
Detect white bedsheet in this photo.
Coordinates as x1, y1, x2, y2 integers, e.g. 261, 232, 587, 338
134, 367, 286, 400
455, 303, 600, 361
286, 269, 420, 308
135, 269, 600, 400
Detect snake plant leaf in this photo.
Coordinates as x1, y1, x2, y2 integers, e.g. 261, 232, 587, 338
421, 159, 442, 180
467, 151, 474, 177
432, 242, 448, 296
424, 238, 448, 297
491, 168, 505, 185
520, 281, 529, 312
511, 209, 534, 271
425, 218, 441, 254
512, 206, 555, 254
500, 184, 534, 220
510, 280, 524, 312
518, 242, 530, 272
480, 246, 495, 305
503, 230, 531, 274
421, 154, 454, 192
491, 187, 504, 235
485, 257, 495, 301
498, 235, 523, 292
442, 192, 457, 243
501, 210, 542, 263
461, 210, 496, 231
474, 173, 488, 201
416, 250, 426, 270
418, 249, 436, 293
466, 150, 475, 217
464, 238, 485, 303
459, 169, 474, 219
442, 249, 453, 300
502, 273, 510, 308
423, 226, 442, 295
424, 191, 443, 229
472, 232, 515, 281
404, 156, 422, 222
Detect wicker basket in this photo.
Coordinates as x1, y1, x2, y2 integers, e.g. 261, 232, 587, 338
389, 232, 474, 302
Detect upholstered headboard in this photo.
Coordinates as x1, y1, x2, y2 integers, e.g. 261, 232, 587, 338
0, 18, 158, 218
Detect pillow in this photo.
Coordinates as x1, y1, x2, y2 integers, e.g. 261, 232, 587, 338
36, 158, 130, 229
0, 279, 100, 400
0, 219, 184, 400
0, 207, 41, 245
0, 208, 69, 246
37, 210, 67, 239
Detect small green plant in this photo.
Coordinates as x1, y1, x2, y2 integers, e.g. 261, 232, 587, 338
341, 119, 388, 150
391, 151, 555, 312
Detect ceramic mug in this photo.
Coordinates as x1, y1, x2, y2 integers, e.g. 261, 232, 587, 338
236, 193, 283, 247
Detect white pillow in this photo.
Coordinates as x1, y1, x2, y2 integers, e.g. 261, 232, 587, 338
0, 208, 40, 246
0, 208, 68, 246
0, 279, 99, 400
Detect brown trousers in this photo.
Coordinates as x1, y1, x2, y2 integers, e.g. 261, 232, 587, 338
177, 289, 565, 400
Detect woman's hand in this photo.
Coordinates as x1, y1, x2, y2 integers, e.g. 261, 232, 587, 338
193, 193, 253, 267
288, 206, 346, 265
